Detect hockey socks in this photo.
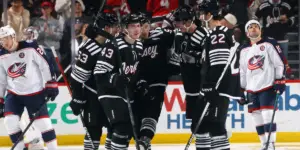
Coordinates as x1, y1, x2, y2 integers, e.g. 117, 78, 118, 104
105, 129, 113, 150
195, 133, 211, 150
140, 118, 157, 139
252, 110, 267, 145
211, 135, 230, 150
83, 127, 102, 150
111, 132, 130, 150
4, 115, 26, 149
262, 110, 277, 144
34, 118, 57, 150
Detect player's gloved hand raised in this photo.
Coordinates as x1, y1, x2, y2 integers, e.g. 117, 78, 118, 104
45, 80, 59, 101
70, 98, 86, 116
111, 73, 130, 89
201, 83, 218, 102
274, 78, 286, 95
0, 98, 4, 118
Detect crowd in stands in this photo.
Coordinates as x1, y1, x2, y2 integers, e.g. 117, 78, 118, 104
0, 0, 299, 79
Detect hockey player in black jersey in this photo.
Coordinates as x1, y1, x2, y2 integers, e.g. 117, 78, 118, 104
192, 0, 242, 150
69, 13, 119, 150
93, 13, 143, 150
135, 12, 180, 150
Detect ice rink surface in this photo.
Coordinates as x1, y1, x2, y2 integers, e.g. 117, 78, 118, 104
1, 143, 300, 150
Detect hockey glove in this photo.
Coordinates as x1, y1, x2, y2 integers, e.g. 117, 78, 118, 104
0, 98, 4, 118
111, 73, 130, 89
201, 83, 218, 102
237, 89, 250, 105
135, 80, 149, 97
45, 80, 59, 101
274, 78, 286, 95
69, 98, 86, 116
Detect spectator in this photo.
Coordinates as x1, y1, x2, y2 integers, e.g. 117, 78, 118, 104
32, 0, 62, 75
248, 0, 265, 19
55, 0, 85, 31
1, 0, 30, 41
255, 0, 295, 58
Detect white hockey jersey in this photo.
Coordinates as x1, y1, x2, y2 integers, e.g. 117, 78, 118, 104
0, 41, 53, 97
239, 37, 285, 93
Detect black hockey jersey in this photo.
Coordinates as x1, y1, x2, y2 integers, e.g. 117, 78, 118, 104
94, 37, 143, 100
138, 28, 178, 86
255, 1, 294, 41
70, 38, 103, 99
202, 26, 241, 100
181, 26, 209, 64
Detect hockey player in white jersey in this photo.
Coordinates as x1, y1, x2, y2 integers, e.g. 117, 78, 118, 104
239, 20, 286, 150
0, 25, 59, 150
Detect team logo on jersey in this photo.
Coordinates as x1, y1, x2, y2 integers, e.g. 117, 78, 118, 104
19, 52, 25, 58
260, 45, 265, 51
7, 62, 27, 78
248, 55, 265, 70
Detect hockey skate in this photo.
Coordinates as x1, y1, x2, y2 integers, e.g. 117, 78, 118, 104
262, 142, 275, 150
25, 137, 44, 150
138, 136, 151, 150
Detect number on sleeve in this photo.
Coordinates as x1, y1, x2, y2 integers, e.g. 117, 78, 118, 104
101, 48, 114, 59
211, 34, 225, 45
77, 51, 88, 63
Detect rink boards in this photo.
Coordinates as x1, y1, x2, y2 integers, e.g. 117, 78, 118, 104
1, 81, 300, 146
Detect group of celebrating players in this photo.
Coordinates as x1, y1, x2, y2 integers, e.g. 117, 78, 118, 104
0, 0, 287, 150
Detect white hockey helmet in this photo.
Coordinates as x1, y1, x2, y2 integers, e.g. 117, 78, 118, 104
245, 20, 261, 33
0, 25, 16, 39
23, 26, 39, 40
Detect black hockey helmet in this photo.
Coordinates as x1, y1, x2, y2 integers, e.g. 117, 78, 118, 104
174, 5, 195, 21
94, 13, 118, 29
198, 0, 220, 16
85, 13, 117, 39
122, 13, 141, 27
138, 12, 151, 24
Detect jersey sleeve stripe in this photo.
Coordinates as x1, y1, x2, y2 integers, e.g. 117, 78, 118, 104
191, 37, 201, 44
95, 60, 114, 70
136, 45, 143, 49
119, 45, 128, 49
209, 49, 230, 56
91, 48, 102, 56
71, 70, 91, 83
86, 42, 96, 49
118, 41, 125, 45
74, 64, 92, 73
195, 30, 205, 37
211, 61, 227, 66
282, 2, 291, 10
88, 45, 99, 52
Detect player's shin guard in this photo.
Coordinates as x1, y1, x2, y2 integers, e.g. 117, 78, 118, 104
4, 115, 25, 150
34, 118, 57, 150
195, 133, 211, 150
262, 110, 277, 144
111, 123, 132, 150
211, 135, 230, 150
84, 127, 101, 150
251, 110, 267, 146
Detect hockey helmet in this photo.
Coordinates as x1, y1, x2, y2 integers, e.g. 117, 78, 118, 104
174, 5, 195, 21
138, 12, 151, 24
198, 0, 220, 16
269, 0, 281, 5
23, 26, 39, 40
122, 13, 141, 27
245, 20, 261, 32
0, 25, 16, 39
94, 13, 119, 29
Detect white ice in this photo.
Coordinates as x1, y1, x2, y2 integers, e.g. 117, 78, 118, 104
1, 143, 300, 150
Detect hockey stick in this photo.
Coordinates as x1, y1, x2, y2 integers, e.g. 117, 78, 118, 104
265, 90, 280, 150
112, 9, 141, 150
50, 48, 97, 150
184, 42, 240, 150
11, 97, 51, 150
